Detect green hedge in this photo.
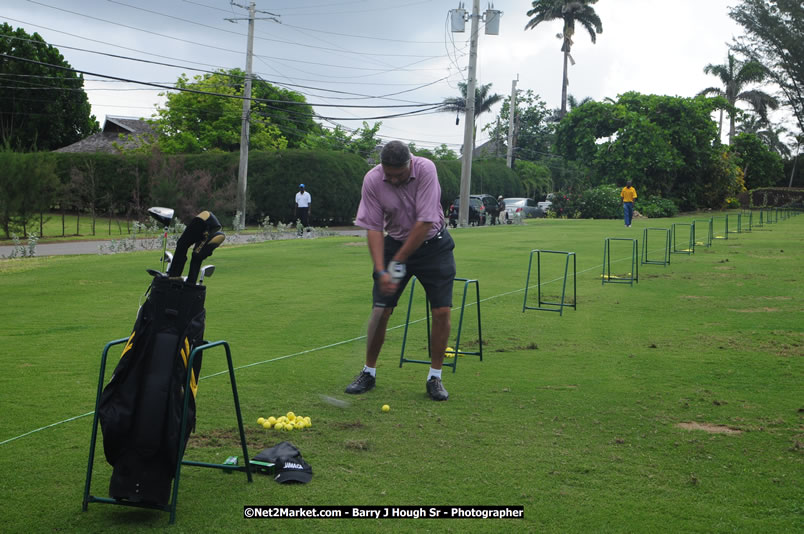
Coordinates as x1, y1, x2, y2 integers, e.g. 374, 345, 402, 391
435, 158, 524, 211
747, 187, 804, 208
1, 150, 524, 232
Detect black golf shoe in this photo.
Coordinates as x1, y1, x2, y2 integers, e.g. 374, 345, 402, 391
426, 376, 449, 401
345, 371, 375, 394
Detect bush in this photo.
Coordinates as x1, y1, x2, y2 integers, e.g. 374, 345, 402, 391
549, 190, 582, 218
578, 184, 621, 219
636, 195, 678, 218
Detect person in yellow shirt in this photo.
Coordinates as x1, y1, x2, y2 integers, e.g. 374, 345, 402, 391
620, 181, 637, 227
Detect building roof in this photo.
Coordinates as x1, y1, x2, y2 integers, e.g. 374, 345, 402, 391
54, 116, 156, 154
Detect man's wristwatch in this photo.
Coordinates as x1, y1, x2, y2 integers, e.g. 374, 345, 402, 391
373, 269, 388, 280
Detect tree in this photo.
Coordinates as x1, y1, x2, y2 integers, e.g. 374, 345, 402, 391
730, 0, 804, 137
737, 113, 791, 157
525, 0, 603, 118
301, 121, 382, 163
555, 92, 735, 209
0, 23, 99, 151
731, 132, 785, 189
699, 53, 778, 143
151, 69, 316, 153
483, 89, 552, 161
440, 82, 503, 151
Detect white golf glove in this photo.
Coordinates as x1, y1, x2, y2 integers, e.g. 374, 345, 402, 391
387, 260, 406, 284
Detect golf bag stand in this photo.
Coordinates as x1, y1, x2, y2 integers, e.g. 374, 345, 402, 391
83, 277, 253, 524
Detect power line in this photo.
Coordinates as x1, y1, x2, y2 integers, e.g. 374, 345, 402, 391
31, 0, 443, 59
0, 53, 444, 111
1, 33, 448, 102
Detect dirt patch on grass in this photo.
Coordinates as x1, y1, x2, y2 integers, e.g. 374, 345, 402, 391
333, 420, 365, 430
342, 242, 365, 247
728, 307, 781, 313
188, 427, 276, 450
676, 422, 742, 434
679, 295, 711, 300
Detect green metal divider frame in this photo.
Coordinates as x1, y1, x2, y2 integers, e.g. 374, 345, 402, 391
83, 338, 253, 524
693, 218, 713, 248
522, 249, 577, 315
742, 210, 753, 232
641, 228, 670, 266
754, 209, 764, 228
713, 215, 728, 240
671, 223, 694, 255
602, 238, 639, 286
727, 213, 742, 235
399, 277, 482, 373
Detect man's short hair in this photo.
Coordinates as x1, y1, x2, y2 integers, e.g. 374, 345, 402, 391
381, 141, 411, 167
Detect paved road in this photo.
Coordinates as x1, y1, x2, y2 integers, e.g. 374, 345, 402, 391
0, 228, 367, 258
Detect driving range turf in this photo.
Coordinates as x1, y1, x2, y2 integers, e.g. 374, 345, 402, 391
0, 212, 801, 533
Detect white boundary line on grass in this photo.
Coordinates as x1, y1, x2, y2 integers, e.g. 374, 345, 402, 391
0, 252, 639, 446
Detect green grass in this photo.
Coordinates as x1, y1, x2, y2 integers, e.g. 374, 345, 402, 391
0, 213, 802, 533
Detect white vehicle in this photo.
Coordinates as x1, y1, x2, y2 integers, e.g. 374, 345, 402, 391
503, 198, 545, 222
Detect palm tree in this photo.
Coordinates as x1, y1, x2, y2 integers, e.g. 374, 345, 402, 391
737, 114, 791, 157
525, 0, 603, 118
699, 53, 779, 143
440, 82, 503, 151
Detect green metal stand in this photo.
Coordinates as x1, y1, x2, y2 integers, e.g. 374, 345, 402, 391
671, 223, 694, 255
399, 277, 483, 373
727, 213, 742, 235
741, 210, 753, 232
602, 238, 638, 286
641, 228, 670, 266
522, 249, 577, 315
713, 216, 728, 240
83, 339, 253, 524
693, 218, 713, 248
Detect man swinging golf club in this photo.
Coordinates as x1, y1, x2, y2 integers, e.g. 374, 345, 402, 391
345, 141, 456, 401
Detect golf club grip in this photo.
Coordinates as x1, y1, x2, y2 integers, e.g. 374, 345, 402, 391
166, 211, 218, 278
186, 232, 225, 284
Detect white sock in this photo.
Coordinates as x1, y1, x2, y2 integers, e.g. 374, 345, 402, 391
363, 365, 376, 377
427, 367, 442, 380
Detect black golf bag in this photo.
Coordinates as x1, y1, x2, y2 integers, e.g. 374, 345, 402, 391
98, 277, 206, 505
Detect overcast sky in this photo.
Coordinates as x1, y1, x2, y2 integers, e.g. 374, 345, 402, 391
5, 0, 774, 150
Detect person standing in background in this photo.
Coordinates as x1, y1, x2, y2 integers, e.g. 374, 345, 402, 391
295, 184, 311, 236
620, 181, 637, 227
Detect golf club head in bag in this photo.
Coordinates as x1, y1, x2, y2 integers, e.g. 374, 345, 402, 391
186, 232, 225, 284
167, 211, 221, 279
147, 207, 174, 229
199, 265, 215, 284
148, 207, 174, 272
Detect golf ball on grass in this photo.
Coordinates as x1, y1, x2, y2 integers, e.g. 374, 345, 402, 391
445, 347, 455, 358
382, 404, 390, 412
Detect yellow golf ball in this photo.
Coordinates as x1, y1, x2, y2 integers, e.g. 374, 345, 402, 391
286, 411, 295, 420
257, 417, 265, 425
267, 416, 276, 426
445, 347, 455, 358
273, 422, 283, 430
382, 404, 390, 412
262, 421, 271, 429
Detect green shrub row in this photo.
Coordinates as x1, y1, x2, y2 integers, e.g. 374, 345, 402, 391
0, 150, 525, 235
548, 185, 679, 219
745, 187, 804, 208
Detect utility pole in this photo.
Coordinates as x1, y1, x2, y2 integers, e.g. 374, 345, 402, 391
451, 2, 502, 227
228, 2, 279, 229
236, 2, 255, 230
506, 76, 518, 169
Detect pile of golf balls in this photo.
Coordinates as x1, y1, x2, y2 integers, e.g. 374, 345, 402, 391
257, 412, 312, 431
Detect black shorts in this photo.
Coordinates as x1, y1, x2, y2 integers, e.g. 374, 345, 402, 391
372, 229, 456, 309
